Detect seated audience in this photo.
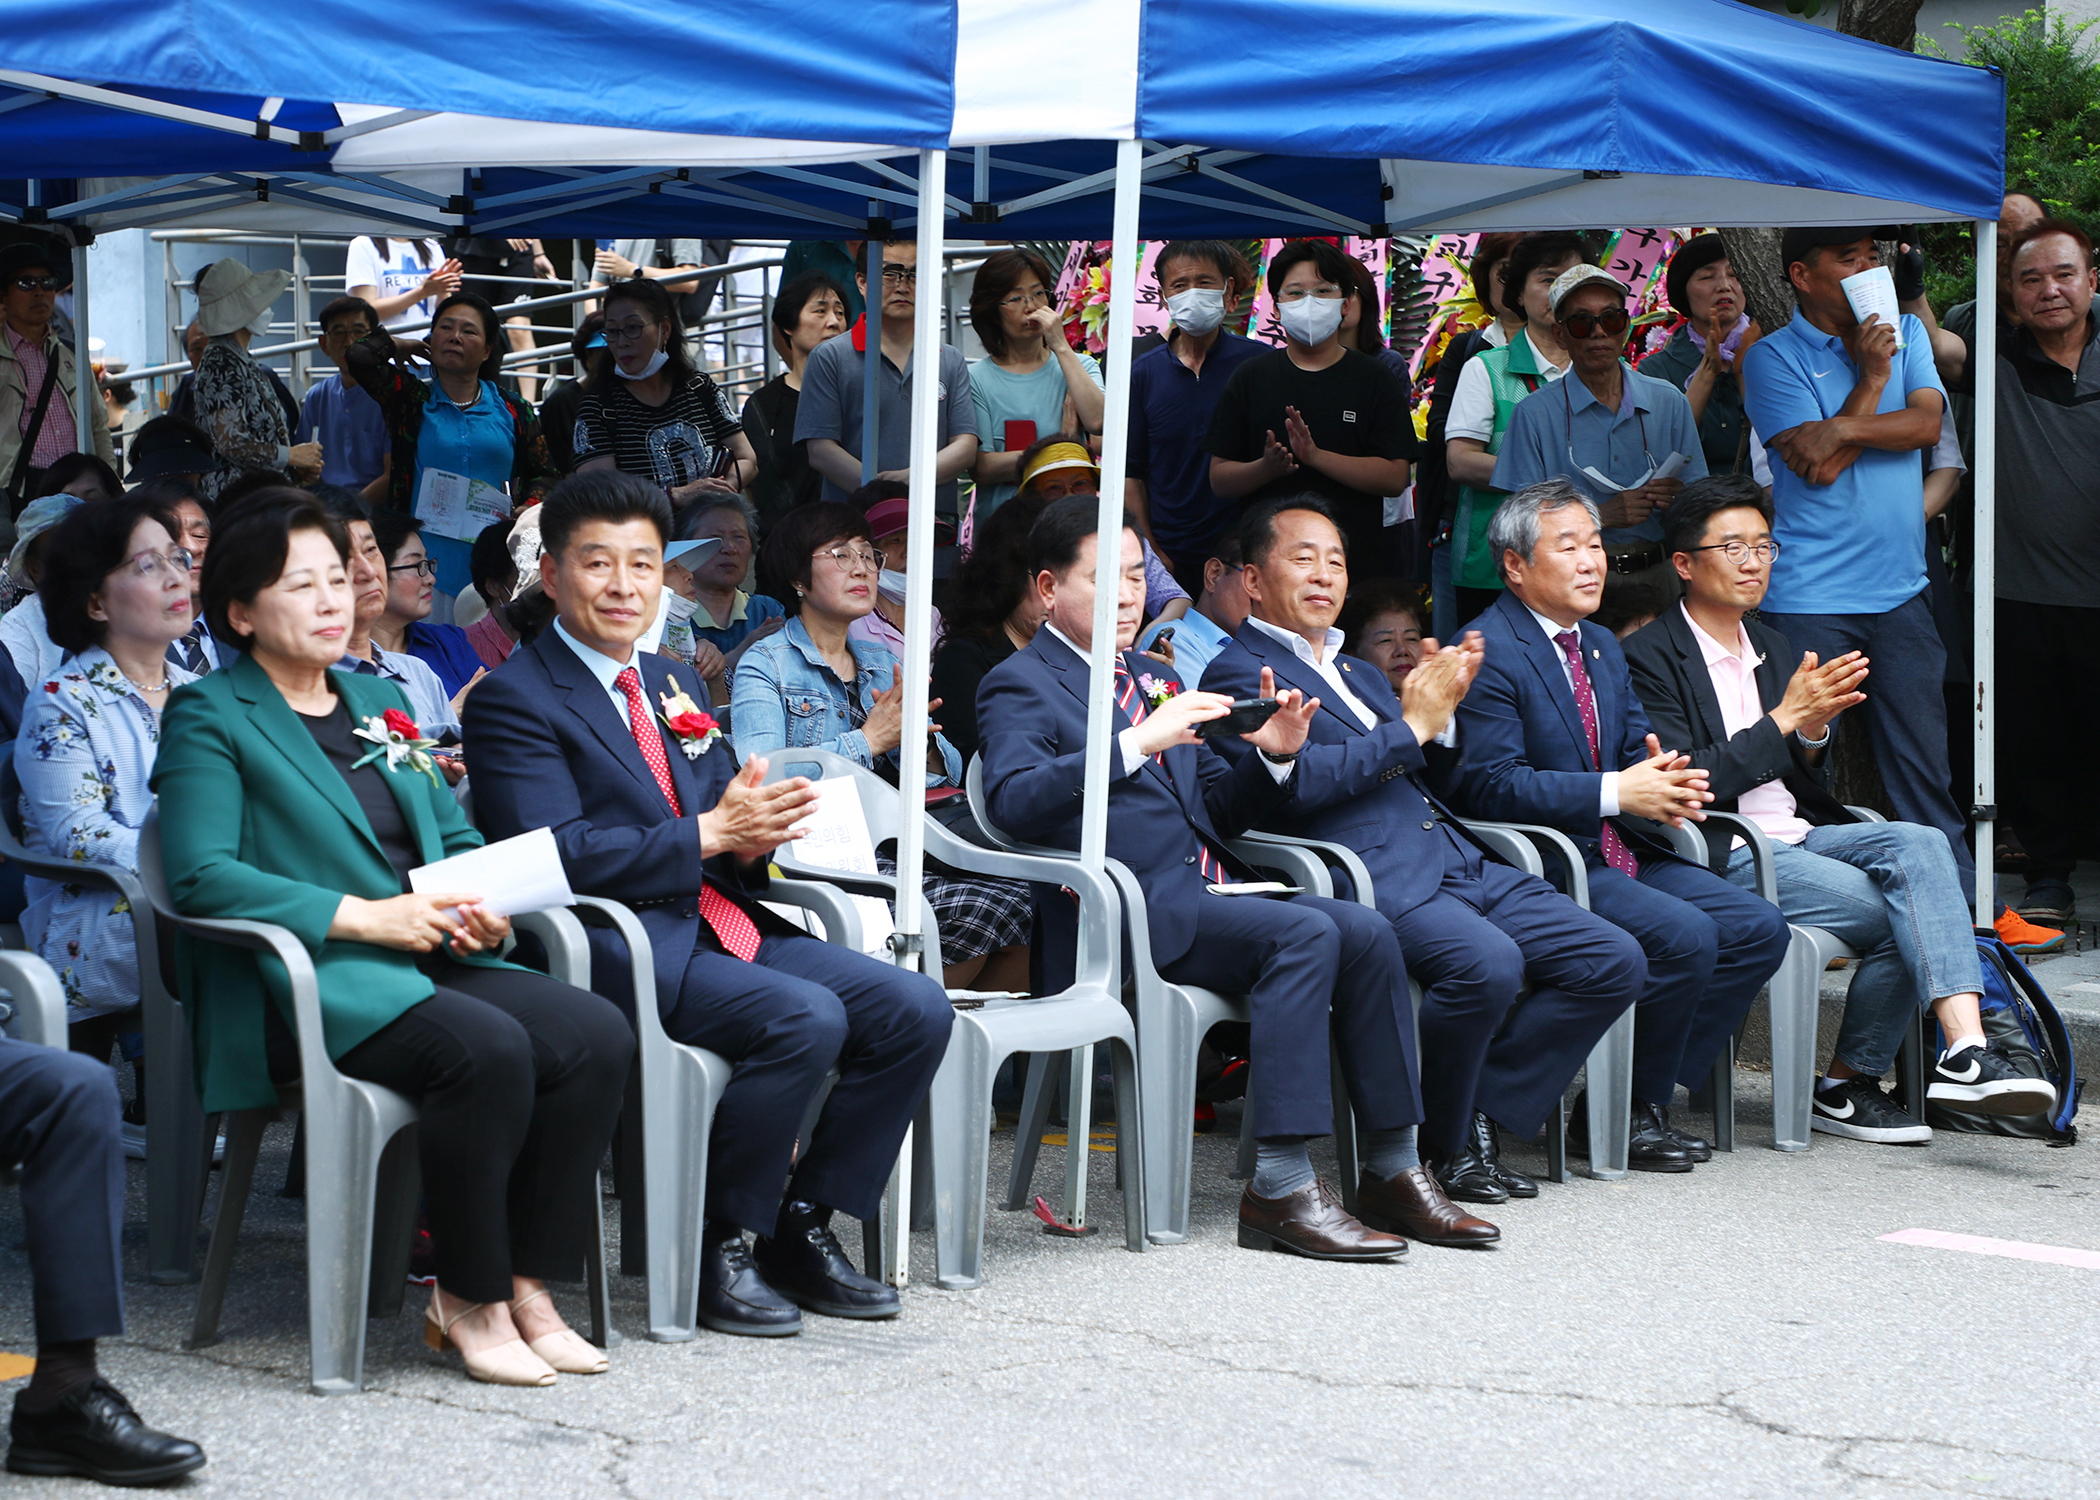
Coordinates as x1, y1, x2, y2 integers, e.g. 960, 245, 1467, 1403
190, 260, 322, 502
154, 487, 630, 1387
1454, 479, 1789, 1171
1207, 238, 1418, 559
1203, 497, 1643, 1216
123, 416, 216, 494
1593, 576, 1675, 641
314, 490, 464, 746
368, 509, 486, 697
0, 494, 85, 686
149, 483, 223, 676
462, 516, 524, 668
1017, 436, 1188, 630
347, 291, 557, 602
1, 1034, 205, 1482
736, 501, 1032, 993
929, 491, 1049, 766
1624, 475, 2056, 1139
464, 472, 952, 1336
676, 494, 785, 689
978, 495, 1422, 1261
16, 496, 198, 1043
33, 454, 121, 504
1135, 531, 1248, 684
1494, 265, 1706, 612
846, 481, 947, 658
967, 248, 1106, 517
1338, 578, 1428, 696
742, 272, 851, 530
293, 295, 390, 494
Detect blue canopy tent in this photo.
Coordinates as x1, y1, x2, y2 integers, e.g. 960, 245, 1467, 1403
0, 0, 2008, 1234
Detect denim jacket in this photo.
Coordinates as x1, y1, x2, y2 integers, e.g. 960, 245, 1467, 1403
730, 615, 962, 786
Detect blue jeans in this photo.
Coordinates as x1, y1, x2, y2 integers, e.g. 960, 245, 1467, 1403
1760, 594, 1975, 898
1724, 821, 1985, 1077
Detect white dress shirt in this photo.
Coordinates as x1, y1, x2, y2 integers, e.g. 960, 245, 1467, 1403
1041, 622, 1289, 782
555, 615, 647, 719
1522, 604, 1619, 817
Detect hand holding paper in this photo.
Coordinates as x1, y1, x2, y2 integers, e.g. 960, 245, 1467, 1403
1840, 266, 1906, 348
409, 826, 576, 923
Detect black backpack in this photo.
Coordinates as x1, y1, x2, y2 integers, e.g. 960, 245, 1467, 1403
1926, 934, 2081, 1144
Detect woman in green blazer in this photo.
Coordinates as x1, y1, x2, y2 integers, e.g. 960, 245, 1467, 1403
151, 488, 632, 1389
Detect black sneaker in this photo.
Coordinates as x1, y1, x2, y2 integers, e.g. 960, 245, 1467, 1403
1929, 1044, 2058, 1117
1810, 1076, 1932, 1144
2016, 880, 2074, 926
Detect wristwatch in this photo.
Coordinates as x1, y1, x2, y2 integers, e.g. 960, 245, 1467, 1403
1259, 747, 1301, 765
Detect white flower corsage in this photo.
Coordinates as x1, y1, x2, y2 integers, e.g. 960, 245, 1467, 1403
351, 708, 443, 787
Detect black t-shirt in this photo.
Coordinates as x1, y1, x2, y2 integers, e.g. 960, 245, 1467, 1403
742, 375, 821, 528
1203, 347, 1419, 510
928, 631, 1017, 766
574, 372, 742, 489
300, 698, 419, 892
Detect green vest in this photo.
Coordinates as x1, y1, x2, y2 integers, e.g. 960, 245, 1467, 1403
1451, 332, 1557, 591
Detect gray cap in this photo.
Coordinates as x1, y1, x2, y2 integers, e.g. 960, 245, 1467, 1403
1548, 263, 1631, 316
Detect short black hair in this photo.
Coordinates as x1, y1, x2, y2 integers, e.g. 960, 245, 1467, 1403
1339, 577, 1428, 659
1238, 493, 1346, 569
757, 500, 871, 614
538, 470, 671, 560
33, 453, 122, 502
469, 515, 518, 601
311, 485, 371, 529
770, 270, 848, 359
1499, 232, 1591, 314
1662, 473, 1772, 559
217, 469, 295, 509
1593, 577, 1675, 637
1264, 239, 1359, 302
368, 506, 423, 566
317, 294, 378, 333
589, 276, 696, 396
1026, 493, 1137, 582
1155, 240, 1254, 290
427, 291, 509, 384
38, 494, 184, 656
200, 487, 350, 651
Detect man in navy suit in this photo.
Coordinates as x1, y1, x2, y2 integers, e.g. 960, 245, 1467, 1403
465, 472, 951, 1337
1203, 496, 1646, 1214
978, 495, 1435, 1261
1454, 478, 1789, 1171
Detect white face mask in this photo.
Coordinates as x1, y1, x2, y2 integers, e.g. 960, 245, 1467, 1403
877, 567, 909, 603
1277, 294, 1344, 347
1165, 287, 1226, 336
615, 348, 669, 381
664, 592, 700, 622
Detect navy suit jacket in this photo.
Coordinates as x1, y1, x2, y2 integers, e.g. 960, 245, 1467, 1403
1201, 623, 1494, 917
1454, 589, 1676, 863
462, 629, 770, 1015
977, 629, 1291, 973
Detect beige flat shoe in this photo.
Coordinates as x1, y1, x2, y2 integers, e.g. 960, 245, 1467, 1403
424, 1291, 557, 1387
512, 1289, 609, 1375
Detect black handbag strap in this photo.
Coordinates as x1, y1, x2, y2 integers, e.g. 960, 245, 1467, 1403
8, 347, 62, 501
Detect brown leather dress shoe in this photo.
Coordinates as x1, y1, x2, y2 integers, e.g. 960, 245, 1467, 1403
1356, 1165, 1501, 1247
1237, 1179, 1408, 1261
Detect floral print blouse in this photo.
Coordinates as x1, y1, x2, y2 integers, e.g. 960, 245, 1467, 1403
193, 338, 291, 503
15, 647, 197, 1021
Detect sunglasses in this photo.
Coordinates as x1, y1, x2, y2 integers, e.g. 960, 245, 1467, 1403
10, 276, 59, 293
1560, 307, 1631, 339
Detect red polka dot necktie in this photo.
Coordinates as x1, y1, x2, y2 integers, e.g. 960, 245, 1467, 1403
1553, 631, 1640, 878
1114, 658, 1222, 883
617, 666, 761, 962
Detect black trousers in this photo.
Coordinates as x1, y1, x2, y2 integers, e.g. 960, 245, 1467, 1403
0, 1037, 126, 1344
333, 963, 634, 1304
1998, 597, 2100, 885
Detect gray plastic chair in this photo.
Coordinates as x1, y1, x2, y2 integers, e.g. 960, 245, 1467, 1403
1456, 819, 1635, 1182
0, 950, 68, 1047
1661, 805, 1924, 1150
766, 748, 1144, 1288
0, 815, 210, 1283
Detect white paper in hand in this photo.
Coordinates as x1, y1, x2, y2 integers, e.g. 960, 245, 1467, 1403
1652, 450, 1691, 482
409, 826, 575, 921
1839, 266, 1906, 348
764, 777, 894, 957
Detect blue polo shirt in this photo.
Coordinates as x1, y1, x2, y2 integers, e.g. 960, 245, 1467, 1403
1126, 331, 1268, 557
1495, 363, 1707, 548
1742, 310, 1945, 616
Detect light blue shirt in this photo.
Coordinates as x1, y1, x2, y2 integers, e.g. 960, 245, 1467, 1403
1742, 310, 1945, 616
1141, 606, 1230, 683
294, 371, 389, 490
413, 378, 517, 598
1496, 362, 1708, 547
335, 645, 458, 736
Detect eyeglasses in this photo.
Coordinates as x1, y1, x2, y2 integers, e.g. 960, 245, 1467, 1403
813, 546, 885, 573
388, 558, 438, 578
1000, 288, 1052, 310
879, 265, 918, 284
9, 275, 58, 293
1687, 540, 1782, 565
123, 547, 194, 581
1276, 284, 1344, 302
1560, 307, 1632, 338
603, 320, 658, 345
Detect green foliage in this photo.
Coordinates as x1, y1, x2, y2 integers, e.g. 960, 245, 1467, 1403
1786, 0, 1829, 16
1919, 10, 2100, 310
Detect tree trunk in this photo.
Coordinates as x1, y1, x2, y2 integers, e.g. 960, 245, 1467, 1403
1835, 0, 1923, 52
1717, 227, 1794, 332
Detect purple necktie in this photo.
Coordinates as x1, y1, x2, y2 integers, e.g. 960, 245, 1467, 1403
1554, 630, 1639, 877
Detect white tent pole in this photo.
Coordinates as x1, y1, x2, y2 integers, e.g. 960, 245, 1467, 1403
893, 152, 942, 965
69, 239, 91, 453
1971, 218, 1996, 919
1078, 136, 1143, 871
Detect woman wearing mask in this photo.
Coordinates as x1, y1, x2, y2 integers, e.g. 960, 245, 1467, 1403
347, 291, 557, 603
846, 481, 947, 659
190, 260, 323, 502
740, 272, 849, 531
735, 502, 1031, 994
1638, 235, 1760, 477
966, 248, 1106, 518
1440, 231, 1587, 625
574, 277, 756, 505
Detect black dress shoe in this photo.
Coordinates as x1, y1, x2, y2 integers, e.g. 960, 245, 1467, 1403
699, 1233, 804, 1337
8, 1379, 206, 1486
754, 1203, 900, 1320
1658, 1109, 1713, 1163
1627, 1101, 1696, 1173
1427, 1133, 1508, 1204
1471, 1112, 1539, 1198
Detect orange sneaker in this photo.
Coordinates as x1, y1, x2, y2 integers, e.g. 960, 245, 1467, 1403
1995, 908, 2067, 956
